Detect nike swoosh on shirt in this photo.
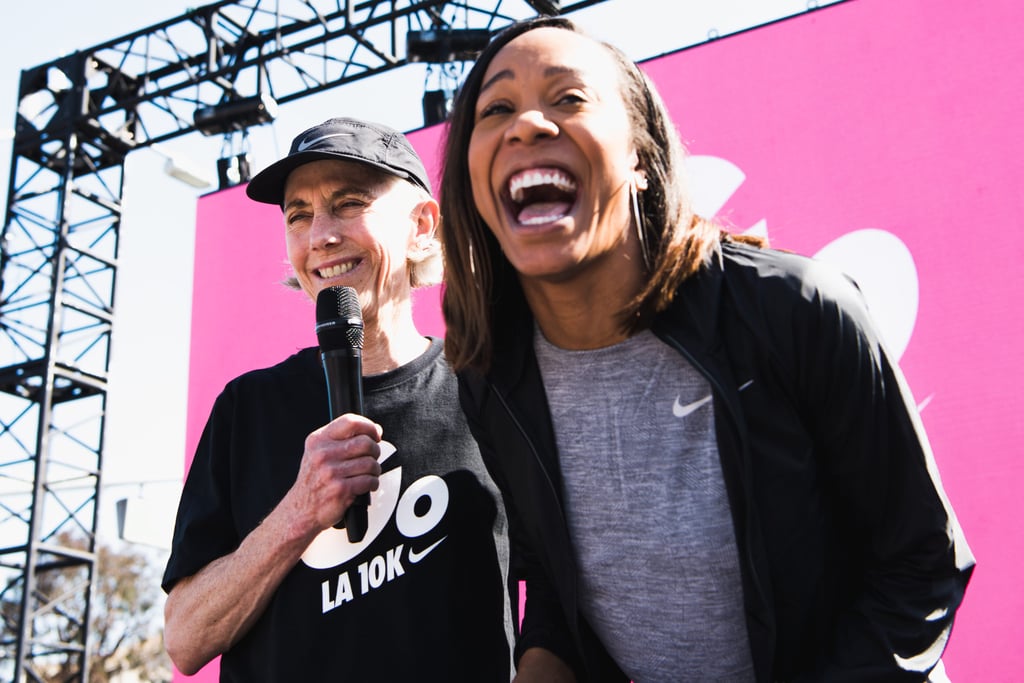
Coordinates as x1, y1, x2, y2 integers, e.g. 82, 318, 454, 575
296, 132, 353, 151
673, 394, 713, 418
408, 536, 447, 564
673, 380, 754, 418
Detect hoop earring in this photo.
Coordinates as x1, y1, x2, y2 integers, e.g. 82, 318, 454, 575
631, 180, 652, 272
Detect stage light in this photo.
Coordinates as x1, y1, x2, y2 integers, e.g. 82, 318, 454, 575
422, 90, 452, 127
150, 144, 213, 189
194, 92, 278, 136
163, 157, 213, 189
526, 0, 561, 15
406, 28, 491, 63
216, 153, 252, 189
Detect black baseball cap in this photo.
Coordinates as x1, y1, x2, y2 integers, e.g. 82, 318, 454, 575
245, 117, 432, 205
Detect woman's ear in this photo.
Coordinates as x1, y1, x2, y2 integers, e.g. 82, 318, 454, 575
630, 150, 649, 191
634, 169, 649, 192
410, 196, 441, 242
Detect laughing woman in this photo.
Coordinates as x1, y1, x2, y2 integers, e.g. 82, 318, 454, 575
438, 16, 973, 683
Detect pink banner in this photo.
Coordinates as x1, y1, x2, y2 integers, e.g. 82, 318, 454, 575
637, 3, 1022, 678
180, 0, 1021, 678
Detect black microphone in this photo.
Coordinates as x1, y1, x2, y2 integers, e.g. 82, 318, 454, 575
315, 285, 368, 543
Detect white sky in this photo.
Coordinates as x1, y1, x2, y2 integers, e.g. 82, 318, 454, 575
0, 0, 842, 548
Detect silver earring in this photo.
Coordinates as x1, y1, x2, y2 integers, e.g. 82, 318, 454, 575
631, 180, 652, 272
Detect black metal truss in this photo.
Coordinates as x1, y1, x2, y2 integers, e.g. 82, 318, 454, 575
0, 1, 611, 679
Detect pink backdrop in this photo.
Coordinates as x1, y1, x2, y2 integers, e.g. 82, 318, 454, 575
178, 0, 1022, 678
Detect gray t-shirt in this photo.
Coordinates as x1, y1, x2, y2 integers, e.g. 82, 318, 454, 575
534, 328, 754, 682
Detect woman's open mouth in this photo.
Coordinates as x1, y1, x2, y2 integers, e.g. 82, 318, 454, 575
506, 167, 578, 227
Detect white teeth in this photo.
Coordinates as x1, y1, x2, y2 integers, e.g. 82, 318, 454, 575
520, 213, 567, 226
508, 169, 577, 202
318, 262, 355, 278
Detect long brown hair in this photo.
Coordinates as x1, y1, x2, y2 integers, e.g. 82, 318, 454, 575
440, 17, 728, 374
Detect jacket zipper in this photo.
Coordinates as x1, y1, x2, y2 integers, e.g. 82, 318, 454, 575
655, 328, 773, 667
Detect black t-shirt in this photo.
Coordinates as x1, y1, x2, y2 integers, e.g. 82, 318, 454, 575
163, 339, 514, 681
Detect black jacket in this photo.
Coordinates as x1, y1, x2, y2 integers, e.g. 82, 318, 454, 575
459, 241, 974, 682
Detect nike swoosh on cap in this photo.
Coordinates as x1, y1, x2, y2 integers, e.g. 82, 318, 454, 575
296, 132, 354, 152
408, 536, 447, 564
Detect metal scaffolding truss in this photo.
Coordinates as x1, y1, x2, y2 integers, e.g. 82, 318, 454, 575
0, 1, 609, 679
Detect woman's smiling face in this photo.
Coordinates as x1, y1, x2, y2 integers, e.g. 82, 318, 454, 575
282, 160, 428, 326
467, 26, 644, 285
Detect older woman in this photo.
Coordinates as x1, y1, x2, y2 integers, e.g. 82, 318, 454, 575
439, 16, 973, 683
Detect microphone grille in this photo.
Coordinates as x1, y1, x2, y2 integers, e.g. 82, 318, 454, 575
315, 286, 364, 351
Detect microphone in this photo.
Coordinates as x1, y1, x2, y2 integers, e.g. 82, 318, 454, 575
315, 285, 368, 543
